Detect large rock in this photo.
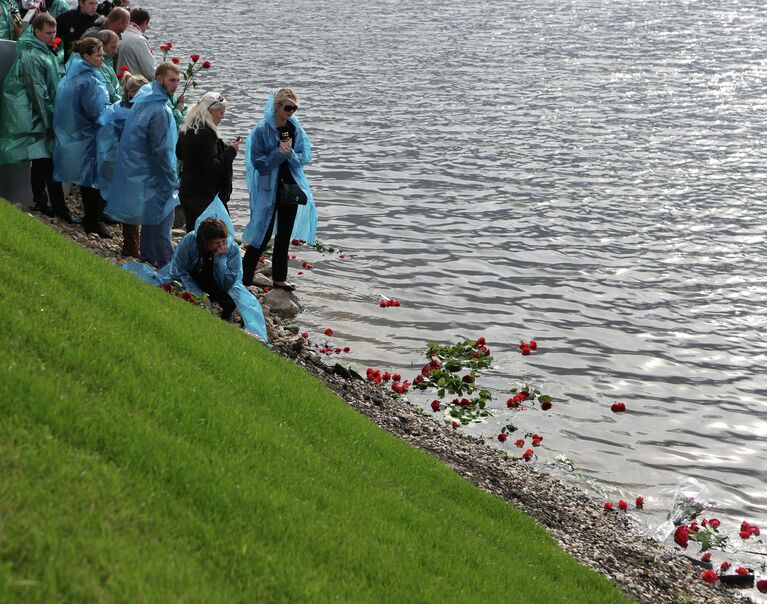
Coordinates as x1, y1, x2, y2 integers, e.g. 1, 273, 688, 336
256, 263, 272, 278
250, 273, 272, 289
263, 288, 303, 319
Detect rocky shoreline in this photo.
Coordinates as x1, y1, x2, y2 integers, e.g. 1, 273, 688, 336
27, 195, 749, 604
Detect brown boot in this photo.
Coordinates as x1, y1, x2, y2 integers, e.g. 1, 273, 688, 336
121, 224, 140, 257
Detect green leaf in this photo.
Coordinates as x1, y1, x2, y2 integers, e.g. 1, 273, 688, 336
538, 395, 553, 404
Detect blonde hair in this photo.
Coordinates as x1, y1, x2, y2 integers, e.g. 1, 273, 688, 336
180, 91, 227, 135
121, 73, 148, 96
273, 88, 298, 111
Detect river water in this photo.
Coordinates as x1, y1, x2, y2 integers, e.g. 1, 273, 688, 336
150, 0, 767, 569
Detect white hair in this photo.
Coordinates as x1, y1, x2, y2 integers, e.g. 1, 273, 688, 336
180, 91, 227, 136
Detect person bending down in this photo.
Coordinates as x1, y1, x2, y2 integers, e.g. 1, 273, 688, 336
169, 217, 239, 320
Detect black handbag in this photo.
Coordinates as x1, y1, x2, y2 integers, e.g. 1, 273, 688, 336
280, 183, 308, 205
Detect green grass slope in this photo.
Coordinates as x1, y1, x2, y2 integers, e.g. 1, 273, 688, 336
0, 201, 631, 603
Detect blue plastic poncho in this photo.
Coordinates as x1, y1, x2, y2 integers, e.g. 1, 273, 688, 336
52, 55, 110, 187
123, 197, 269, 342
96, 101, 132, 201
105, 80, 179, 225
243, 92, 317, 247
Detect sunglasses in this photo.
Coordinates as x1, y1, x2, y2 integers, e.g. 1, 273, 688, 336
281, 104, 298, 113
208, 94, 225, 107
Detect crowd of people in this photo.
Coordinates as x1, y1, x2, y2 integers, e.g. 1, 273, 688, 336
0, 0, 318, 337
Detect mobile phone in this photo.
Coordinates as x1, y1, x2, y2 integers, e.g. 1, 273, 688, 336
280, 130, 290, 142
235, 136, 242, 142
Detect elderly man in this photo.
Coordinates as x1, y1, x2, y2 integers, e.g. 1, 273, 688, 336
0, 13, 74, 222
106, 62, 181, 267
94, 29, 121, 102
81, 6, 129, 39
116, 7, 153, 80
56, 0, 99, 59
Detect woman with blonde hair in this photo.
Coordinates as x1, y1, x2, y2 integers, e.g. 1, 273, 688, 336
175, 91, 240, 232
242, 88, 316, 290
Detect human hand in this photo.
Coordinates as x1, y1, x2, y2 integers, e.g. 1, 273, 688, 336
230, 138, 241, 151
175, 94, 185, 111
279, 139, 293, 157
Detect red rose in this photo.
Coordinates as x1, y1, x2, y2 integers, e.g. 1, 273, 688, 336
604, 501, 614, 511
756, 579, 767, 594
379, 300, 387, 307
291, 238, 303, 245
529, 339, 538, 350
451, 421, 458, 429
202, 60, 211, 69
339, 254, 345, 259
689, 522, 699, 533
618, 500, 628, 511
413, 374, 423, 385
120, 65, 129, 72
462, 374, 474, 383
498, 433, 508, 442
430, 400, 440, 412
635, 496, 644, 509
166, 42, 173, 49
700, 570, 718, 584
190, 53, 200, 63
610, 402, 626, 412
739, 530, 751, 539
709, 518, 720, 529
334, 347, 341, 353
343, 346, 350, 352
392, 374, 401, 382
701, 552, 712, 562
171, 56, 180, 64
531, 438, 542, 447
506, 398, 518, 409
421, 365, 431, 376
429, 359, 441, 369
720, 561, 731, 572
514, 439, 524, 448
324, 328, 333, 336
476, 337, 486, 346
382, 372, 391, 381
160, 43, 169, 52
392, 300, 401, 307
520, 346, 531, 356
735, 567, 748, 576
674, 525, 689, 548
522, 449, 534, 461
301, 332, 309, 339
541, 401, 552, 411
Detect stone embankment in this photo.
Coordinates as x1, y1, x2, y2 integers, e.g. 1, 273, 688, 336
33, 200, 748, 604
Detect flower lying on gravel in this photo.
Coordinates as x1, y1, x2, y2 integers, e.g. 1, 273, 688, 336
604, 501, 614, 511
498, 433, 508, 442
701, 552, 712, 562
720, 561, 731, 572
756, 579, 767, 594
636, 496, 644, 509
430, 400, 440, 412
674, 525, 689, 548
618, 500, 628, 511
521, 449, 534, 461
735, 567, 749, 576
700, 570, 718, 584
610, 402, 627, 412
301, 332, 309, 339
451, 421, 458, 429
343, 346, 351, 352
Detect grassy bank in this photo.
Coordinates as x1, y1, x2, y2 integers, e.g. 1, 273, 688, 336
0, 200, 631, 603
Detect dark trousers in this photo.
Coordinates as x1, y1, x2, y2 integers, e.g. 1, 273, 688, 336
80, 186, 104, 227
181, 196, 228, 233
30, 158, 67, 214
191, 265, 236, 321
242, 198, 298, 286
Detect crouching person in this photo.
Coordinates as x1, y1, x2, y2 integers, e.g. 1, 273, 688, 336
170, 217, 237, 320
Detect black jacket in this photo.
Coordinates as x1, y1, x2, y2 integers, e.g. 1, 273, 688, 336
176, 126, 236, 203
57, 8, 99, 59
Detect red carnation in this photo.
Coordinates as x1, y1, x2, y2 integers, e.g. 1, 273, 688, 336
610, 402, 627, 413
514, 439, 524, 448
392, 374, 401, 382
324, 328, 333, 336
202, 60, 211, 69
498, 433, 508, 442
171, 56, 180, 64
700, 570, 718, 584
475, 337, 486, 346
520, 345, 531, 356
529, 339, 538, 350
618, 500, 628, 511
674, 525, 689, 548
190, 53, 200, 63
635, 496, 644, 509
604, 501, 614, 511
701, 552, 712, 562
522, 449, 534, 461
739, 530, 751, 539
451, 421, 458, 429
756, 579, 767, 594
735, 567, 749, 576
334, 347, 341, 353
430, 400, 440, 412
382, 372, 391, 381
708, 518, 720, 529
720, 561, 731, 572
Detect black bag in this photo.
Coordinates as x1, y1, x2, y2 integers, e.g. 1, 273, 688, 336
279, 183, 307, 205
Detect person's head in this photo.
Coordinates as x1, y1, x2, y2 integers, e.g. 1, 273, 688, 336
73, 37, 103, 68
121, 72, 148, 100
130, 7, 150, 32
155, 62, 180, 96
95, 29, 119, 58
180, 91, 227, 135
196, 218, 229, 255
106, 7, 130, 34
117, 0, 131, 7
79, 0, 99, 16
32, 13, 57, 46
273, 88, 299, 121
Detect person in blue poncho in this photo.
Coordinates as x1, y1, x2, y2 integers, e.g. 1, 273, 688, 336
53, 36, 112, 237
242, 88, 317, 290
105, 62, 181, 267
122, 198, 269, 343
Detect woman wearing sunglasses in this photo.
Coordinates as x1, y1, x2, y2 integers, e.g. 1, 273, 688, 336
242, 87, 317, 290
176, 91, 240, 232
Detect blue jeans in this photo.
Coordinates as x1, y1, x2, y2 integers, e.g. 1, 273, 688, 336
140, 209, 174, 267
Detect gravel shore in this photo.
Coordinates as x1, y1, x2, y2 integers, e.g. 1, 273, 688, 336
29, 197, 751, 604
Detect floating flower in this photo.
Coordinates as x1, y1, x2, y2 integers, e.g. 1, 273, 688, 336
735, 567, 749, 576
700, 570, 718, 584
541, 400, 552, 411
202, 60, 211, 69
343, 346, 351, 352
529, 339, 538, 350
334, 347, 341, 353
171, 56, 180, 64
610, 402, 627, 413
514, 439, 525, 448
635, 496, 644, 509
430, 400, 440, 412
324, 328, 333, 336
604, 501, 614, 511
756, 579, 767, 594
522, 449, 534, 461
739, 530, 751, 540
618, 500, 628, 511
498, 433, 508, 442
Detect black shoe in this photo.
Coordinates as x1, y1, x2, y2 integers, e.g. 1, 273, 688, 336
54, 207, 79, 224
34, 204, 55, 217
272, 281, 296, 291
84, 221, 113, 239
100, 212, 119, 225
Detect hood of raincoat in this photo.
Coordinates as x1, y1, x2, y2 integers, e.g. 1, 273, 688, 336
64, 53, 106, 81
15, 26, 48, 54
132, 80, 171, 105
